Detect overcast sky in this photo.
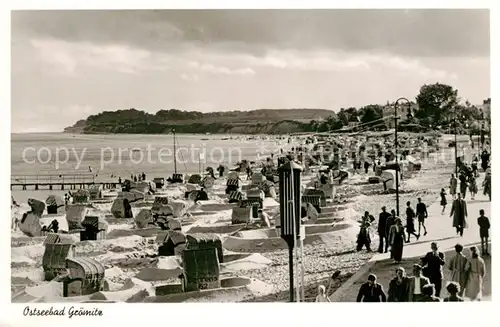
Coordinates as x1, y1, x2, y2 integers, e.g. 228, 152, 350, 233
11, 9, 490, 133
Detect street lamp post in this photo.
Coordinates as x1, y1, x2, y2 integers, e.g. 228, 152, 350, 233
480, 109, 485, 154
454, 114, 458, 176
393, 98, 412, 217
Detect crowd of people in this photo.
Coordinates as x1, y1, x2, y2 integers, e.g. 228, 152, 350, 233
356, 197, 432, 262
349, 151, 492, 303
354, 242, 487, 302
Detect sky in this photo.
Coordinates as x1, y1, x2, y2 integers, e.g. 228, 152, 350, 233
11, 9, 490, 133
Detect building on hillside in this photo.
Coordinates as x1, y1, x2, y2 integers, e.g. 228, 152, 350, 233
382, 101, 419, 128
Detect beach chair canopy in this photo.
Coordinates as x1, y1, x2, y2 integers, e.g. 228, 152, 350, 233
46, 195, 64, 208
73, 189, 90, 203
66, 257, 105, 280
228, 190, 243, 201
239, 198, 263, 209
188, 174, 202, 184
43, 233, 75, 246
156, 230, 186, 245
153, 177, 165, 183
28, 198, 45, 216
81, 215, 108, 231
185, 233, 223, 263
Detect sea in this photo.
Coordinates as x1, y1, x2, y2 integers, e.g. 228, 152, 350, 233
11, 133, 286, 204
11, 132, 477, 204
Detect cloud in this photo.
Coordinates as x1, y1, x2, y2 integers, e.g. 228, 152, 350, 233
12, 9, 490, 57
188, 61, 256, 75
180, 73, 199, 82
10, 10, 490, 133
30, 38, 157, 74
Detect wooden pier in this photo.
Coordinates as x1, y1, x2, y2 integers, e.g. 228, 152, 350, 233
11, 173, 118, 191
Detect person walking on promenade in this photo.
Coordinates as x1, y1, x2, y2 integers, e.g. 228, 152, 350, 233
477, 209, 490, 256
315, 285, 331, 302
448, 243, 469, 296
481, 150, 490, 172
388, 267, 410, 302
459, 172, 468, 199
443, 282, 464, 302
465, 246, 486, 301
388, 218, 406, 263
405, 201, 419, 242
471, 157, 479, 177
422, 242, 445, 297
356, 274, 387, 302
450, 193, 468, 237
408, 264, 430, 302
450, 174, 457, 197
386, 210, 396, 259
416, 197, 428, 236
482, 171, 491, 201
361, 211, 375, 225
419, 284, 441, 302
468, 175, 478, 200
356, 221, 372, 252
377, 206, 391, 253
440, 188, 447, 215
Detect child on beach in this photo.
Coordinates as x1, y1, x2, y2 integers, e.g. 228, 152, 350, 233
315, 285, 331, 302
440, 188, 447, 215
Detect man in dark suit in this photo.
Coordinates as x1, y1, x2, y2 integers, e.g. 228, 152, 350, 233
408, 264, 430, 302
378, 206, 392, 253
421, 242, 445, 297
450, 193, 468, 237
356, 274, 387, 302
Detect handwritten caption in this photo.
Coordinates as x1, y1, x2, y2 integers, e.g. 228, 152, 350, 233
24, 306, 103, 319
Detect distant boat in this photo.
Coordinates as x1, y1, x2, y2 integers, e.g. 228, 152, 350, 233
201, 138, 209, 141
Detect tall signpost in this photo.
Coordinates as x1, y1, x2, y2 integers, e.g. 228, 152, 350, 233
278, 160, 303, 302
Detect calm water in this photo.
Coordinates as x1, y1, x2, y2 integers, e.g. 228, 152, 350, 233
11, 133, 285, 203
10, 132, 478, 204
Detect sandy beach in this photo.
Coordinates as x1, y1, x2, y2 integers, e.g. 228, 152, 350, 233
10, 130, 479, 303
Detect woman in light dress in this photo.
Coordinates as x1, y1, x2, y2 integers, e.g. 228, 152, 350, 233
315, 285, 331, 302
448, 243, 469, 296
465, 246, 486, 301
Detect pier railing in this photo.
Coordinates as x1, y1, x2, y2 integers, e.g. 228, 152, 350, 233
11, 173, 98, 191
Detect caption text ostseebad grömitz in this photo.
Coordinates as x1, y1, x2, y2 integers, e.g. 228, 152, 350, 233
23, 306, 103, 318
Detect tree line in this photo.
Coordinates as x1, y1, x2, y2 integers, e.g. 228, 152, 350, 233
305, 83, 489, 134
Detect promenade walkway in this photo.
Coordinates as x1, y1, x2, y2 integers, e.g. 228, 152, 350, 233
330, 178, 491, 302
